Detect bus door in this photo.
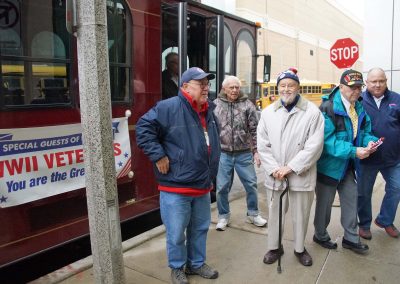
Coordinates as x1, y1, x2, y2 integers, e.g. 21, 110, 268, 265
161, 3, 220, 99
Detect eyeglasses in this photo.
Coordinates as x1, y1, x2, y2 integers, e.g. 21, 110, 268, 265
188, 81, 211, 89
228, 86, 240, 90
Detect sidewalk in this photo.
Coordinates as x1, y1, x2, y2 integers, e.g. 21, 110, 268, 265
32, 173, 400, 284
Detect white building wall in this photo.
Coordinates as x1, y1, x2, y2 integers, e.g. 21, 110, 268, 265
200, 0, 364, 84
364, 0, 400, 93
201, 0, 236, 14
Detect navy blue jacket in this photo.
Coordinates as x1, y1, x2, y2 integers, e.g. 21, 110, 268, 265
361, 89, 400, 166
136, 91, 221, 190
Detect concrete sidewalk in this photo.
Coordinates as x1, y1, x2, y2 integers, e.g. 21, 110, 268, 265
32, 173, 400, 284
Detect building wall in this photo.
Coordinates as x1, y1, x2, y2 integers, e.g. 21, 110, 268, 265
232, 0, 363, 83
364, 0, 400, 93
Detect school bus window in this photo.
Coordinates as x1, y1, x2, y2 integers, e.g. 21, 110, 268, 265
264, 87, 268, 97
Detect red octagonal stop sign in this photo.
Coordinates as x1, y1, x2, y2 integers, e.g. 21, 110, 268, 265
330, 38, 359, 69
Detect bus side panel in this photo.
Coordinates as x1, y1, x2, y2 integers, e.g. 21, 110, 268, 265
0, 1, 163, 267
130, 1, 161, 200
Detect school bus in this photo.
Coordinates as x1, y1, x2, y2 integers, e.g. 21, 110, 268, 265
321, 83, 337, 95
256, 81, 336, 110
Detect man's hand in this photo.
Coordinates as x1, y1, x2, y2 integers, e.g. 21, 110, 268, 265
253, 152, 261, 168
367, 140, 382, 153
356, 147, 370, 159
272, 166, 293, 180
156, 156, 170, 174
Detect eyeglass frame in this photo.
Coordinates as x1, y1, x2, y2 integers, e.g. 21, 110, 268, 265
187, 80, 212, 89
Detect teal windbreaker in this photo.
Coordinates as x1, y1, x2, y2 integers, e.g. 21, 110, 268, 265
317, 87, 377, 183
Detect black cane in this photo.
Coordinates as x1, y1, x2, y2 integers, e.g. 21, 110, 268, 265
277, 177, 289, 273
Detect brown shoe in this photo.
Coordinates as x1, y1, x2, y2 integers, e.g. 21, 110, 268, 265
359, 228, 372, 240
294, 249, 313, 266
263, 248, 284, 264
375, 219, 400, 238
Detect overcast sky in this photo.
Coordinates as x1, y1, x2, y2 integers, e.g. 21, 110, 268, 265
334, 0, 365, 22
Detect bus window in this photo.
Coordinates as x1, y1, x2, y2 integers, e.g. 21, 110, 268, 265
107, 0, 132, 103
30, 63, 70, 104
31, 32, 66, 59
0, 0, 71, 107
208, 24, 233, 98
208, 24, 233, 75
236, 29, 255, 101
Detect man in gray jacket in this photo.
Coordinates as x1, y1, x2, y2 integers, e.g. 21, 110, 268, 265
213, 76, 267, 231
257, 68, 324, 266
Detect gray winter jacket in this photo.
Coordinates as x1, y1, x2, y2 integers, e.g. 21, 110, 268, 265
213, 91, 259, 153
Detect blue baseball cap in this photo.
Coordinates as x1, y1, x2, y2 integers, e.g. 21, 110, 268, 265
180, 67, 215, 86
277, 67, 300, 85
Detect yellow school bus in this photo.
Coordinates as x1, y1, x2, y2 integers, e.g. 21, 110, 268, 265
321, 83, 336, 95
256, 81, 336, 110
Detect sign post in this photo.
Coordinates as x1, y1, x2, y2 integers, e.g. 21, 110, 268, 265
330, 38, 359, 69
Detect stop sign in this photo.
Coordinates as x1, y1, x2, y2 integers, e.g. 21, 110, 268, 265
330, 38, 359, 69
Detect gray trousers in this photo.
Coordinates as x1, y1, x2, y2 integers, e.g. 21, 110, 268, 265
314, 170, 360, 243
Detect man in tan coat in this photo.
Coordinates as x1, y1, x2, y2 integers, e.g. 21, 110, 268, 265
257, 68, 324, 266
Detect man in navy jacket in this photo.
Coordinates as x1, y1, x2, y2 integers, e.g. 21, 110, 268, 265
136, 67, 221, 284
358, 67, 400, 239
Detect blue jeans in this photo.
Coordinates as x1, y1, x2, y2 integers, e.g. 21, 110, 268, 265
159, 191, 211, 269
358, 162, 400, 229
216, 151, 259, 219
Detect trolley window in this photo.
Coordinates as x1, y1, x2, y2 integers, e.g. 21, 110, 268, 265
236, 29, 255, 100
0, 0, 71, 107
0, 0, 132, 109
107, 0, 132, 103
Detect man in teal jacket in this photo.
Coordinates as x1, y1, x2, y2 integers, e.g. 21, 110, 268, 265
313, 69, 378, 255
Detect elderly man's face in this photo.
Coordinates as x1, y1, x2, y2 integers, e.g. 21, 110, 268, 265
278, 78, 300, 105
223, 80, 241, 102
366, 69, 387, 98
182, 78, 210, 108
339, 84, 362, 104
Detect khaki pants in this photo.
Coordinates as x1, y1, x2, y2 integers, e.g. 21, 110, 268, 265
266, 188, 314, 253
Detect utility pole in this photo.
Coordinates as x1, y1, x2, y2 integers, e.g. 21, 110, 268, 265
75, 1, 125, 283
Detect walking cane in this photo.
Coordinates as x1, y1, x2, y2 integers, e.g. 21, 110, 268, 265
277, 177, 289, 273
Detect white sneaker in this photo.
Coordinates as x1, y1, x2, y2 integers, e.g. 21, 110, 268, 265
216, 218, 229, 231
246, 215, 267, 227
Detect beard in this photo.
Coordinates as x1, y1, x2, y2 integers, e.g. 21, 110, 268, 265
280, 93, 297, 106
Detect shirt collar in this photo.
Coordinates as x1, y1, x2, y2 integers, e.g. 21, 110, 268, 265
340, 94, 352, 114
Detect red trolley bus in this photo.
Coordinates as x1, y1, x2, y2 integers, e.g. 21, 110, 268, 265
0, 0, 259, 268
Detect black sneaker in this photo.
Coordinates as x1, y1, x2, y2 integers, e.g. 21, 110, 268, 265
313, 235, 338, 249
185, 263, 219, 279
171, 268, 189, 284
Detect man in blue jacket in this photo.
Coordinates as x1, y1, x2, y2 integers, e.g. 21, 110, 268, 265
313, 69, 377, 255
136, 67, 221, 284
358, 67, 400, 239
